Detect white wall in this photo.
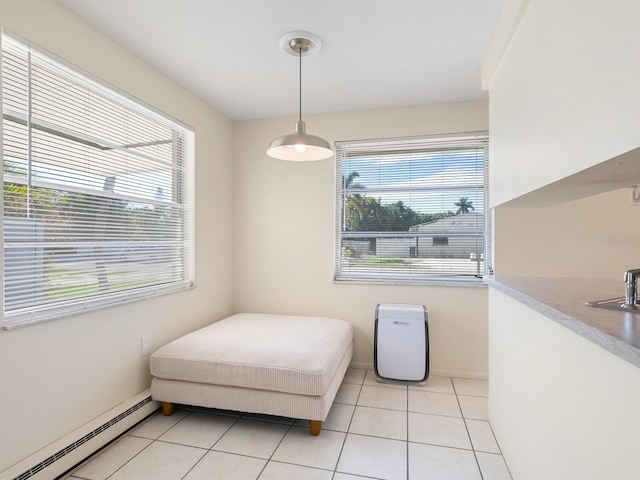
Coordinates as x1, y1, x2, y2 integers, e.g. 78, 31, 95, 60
489, 290, 640, 480
0, 0, 233, 472
233, 101, 489, 376
495, 187, 640, 280
485, 0, 640, 478
487, 0, 640, 206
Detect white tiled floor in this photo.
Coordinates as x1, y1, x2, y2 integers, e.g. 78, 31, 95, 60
65, 370, 512, 480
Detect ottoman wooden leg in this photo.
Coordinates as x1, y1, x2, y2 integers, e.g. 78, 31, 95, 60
161, 401, 174, 416
309, 420, 322, 436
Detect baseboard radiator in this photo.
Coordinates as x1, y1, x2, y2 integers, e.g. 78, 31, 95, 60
1, 390, 158, 480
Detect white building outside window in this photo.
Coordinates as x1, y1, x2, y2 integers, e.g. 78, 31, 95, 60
335, 133, 490, 284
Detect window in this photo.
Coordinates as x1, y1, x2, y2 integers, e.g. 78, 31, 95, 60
1, 34, 195, 328
433, 237, 449, 247
335, 133, 490, 284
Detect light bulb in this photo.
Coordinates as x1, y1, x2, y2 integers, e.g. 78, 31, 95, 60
294, 143, 306, 154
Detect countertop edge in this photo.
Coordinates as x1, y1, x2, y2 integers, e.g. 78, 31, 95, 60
485, 276, 640, 369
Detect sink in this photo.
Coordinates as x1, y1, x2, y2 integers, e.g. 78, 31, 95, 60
587, 269, 640, 313
586, 297, 640, 312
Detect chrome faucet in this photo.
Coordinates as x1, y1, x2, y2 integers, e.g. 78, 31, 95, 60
623, 269, 640, 308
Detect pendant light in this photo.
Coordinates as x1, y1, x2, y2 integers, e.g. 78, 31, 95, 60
267, 32, 333, 161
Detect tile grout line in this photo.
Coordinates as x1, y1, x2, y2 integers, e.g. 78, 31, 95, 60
485, 422, 515, 480
406, 380, 410, 480
138, 410, 214, 480
176, 446, 208, 480
165, 410, 262, 480
452, 379, 486, 480
180, 410, 244, 480
253, 418, 296, 479
332, 369, 367, 479
66, 408, 167, 479
102, 411, 176, 480
68, 373, 505, 480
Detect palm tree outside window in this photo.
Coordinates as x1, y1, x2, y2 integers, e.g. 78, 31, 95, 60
335, 134, 490, 283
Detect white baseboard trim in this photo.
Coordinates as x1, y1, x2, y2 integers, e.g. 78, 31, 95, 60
430, 369, 488, 380
349, 361, 374, 370
1, 389, 158, 480
348, 362, 488, 380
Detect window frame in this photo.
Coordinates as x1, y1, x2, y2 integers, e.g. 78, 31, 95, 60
334, 132, 491, 286
1, 33, 195, 328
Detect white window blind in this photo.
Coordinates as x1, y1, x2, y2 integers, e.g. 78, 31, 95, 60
335, 133, 490, 283
1, 34, 195, 328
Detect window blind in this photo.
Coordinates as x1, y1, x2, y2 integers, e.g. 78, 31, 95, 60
335, 133, 490, 283
1, 34, 195, 328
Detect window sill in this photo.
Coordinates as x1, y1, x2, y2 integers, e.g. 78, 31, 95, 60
333, 276, 487, 288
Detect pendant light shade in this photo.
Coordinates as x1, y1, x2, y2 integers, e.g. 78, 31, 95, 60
267, 120, 333, 161
267, 33, 333, 161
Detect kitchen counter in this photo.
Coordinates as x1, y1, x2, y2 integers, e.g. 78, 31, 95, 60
485, 276, 640, 368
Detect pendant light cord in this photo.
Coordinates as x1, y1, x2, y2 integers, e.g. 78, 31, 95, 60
298, 46, 302, 123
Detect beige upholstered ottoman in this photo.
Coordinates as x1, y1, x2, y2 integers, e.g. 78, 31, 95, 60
150, 313, 353, 435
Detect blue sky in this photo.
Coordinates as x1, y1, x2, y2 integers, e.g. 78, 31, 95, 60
342, 148, 485, 214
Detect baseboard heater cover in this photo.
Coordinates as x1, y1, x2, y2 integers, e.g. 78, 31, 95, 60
3, 390, 158, 480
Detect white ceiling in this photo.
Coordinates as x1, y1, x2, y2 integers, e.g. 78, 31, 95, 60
56, 0, 505, 121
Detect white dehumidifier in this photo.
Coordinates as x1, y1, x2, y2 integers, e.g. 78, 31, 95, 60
374, 303, 429, 385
